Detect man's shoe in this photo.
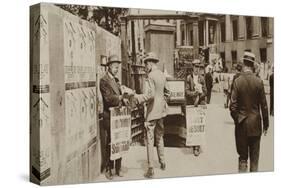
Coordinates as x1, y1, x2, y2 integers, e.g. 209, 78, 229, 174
116, 169, 124, 177
144, 167, 154, 178
160, 163, 166, 170
105, 169, 113, 180
239, 160, 248, 173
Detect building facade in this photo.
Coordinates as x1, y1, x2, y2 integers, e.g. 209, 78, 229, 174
178, 15, 274, 69
121, 11, 274, 78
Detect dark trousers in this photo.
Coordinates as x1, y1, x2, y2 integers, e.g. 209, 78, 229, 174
103, 117, 122, 172
270, 89, 274, 115
235, 125, 261, 172
206, 89, 212, 104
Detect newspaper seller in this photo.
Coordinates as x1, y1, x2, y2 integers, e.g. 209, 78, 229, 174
185, 59, 207, 156
134, 52, 170, 178
100, 54, 133, 180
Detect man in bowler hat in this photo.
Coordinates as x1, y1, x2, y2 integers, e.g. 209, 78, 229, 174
100, 55, 130, 180
230, 51, 269, 172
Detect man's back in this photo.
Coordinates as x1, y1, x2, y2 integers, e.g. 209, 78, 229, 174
230, 71, 269, 136
146, 69, 168, 121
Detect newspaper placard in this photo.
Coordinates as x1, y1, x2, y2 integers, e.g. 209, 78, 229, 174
110, 106, 132, 160
185, 105, 207, 146
166, 79, 185, 103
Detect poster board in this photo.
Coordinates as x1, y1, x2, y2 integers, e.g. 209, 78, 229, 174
30, 5, 51, 183
110, 106, 132, 160
30, 4, 103, 185
185, 105, 207, 146
63, 14, 97, 174
166, 79, 185, 104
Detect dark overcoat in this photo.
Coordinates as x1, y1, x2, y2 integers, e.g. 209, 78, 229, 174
230, 71, 269, 136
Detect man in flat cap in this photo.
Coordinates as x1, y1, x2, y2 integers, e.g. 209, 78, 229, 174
134, 52, 170, 178
100, 54, 131, 180
230, 51, 269, 172
185, 59, 207, 156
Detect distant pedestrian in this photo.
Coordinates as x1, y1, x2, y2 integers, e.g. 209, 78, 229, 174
269, 66, 274, 116
230, 52, 269, 173
229, 63, 243, 98
223, 75, 230, 108
205, 66, 213, 104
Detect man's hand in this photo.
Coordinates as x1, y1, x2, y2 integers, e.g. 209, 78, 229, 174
122, 92, 130, 99
192, 91, 199, 96
122, 98, 130, 106
121, 85, 135, 96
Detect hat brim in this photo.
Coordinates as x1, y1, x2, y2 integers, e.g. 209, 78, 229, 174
243, 58, 255, 64
107, 61, 121, 66
143, 57, 159, 63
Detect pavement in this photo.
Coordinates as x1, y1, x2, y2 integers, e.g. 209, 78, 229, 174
96, 89, 274, 182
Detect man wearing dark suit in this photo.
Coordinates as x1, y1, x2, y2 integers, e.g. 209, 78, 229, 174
100, 55, 129, 180
205, 66, 213, 104
230, 52, 269, 173
269, 66, 274, 116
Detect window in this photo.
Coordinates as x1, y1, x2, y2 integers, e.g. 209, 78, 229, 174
232, 20, 238, 41
221, 22, 226, 42
199, 21, 204, 46
261, 17, 268, 37
209, 21, 216, 44
174, 33, 176, 48
231, 51, 237, 65
260, 48, 267, 63
138, 38, 141, 51
181, 28, 185, 46
220, 52, 226, 68
190, 30, 193, 46
246, 17, 252, 39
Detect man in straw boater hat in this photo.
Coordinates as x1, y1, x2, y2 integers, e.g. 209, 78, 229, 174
230, 51, 269, 172
134, 52, 170, 178
100, 55, 132, 180
185, 59, 207, 156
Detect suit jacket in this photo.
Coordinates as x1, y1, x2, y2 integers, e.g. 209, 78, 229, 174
136, 68, 170, 122
185, 74, 207, 105
100, 72, 122, 130
230, 71, 269, 136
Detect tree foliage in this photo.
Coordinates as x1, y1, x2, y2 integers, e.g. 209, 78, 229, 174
57, 4, 128, 36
